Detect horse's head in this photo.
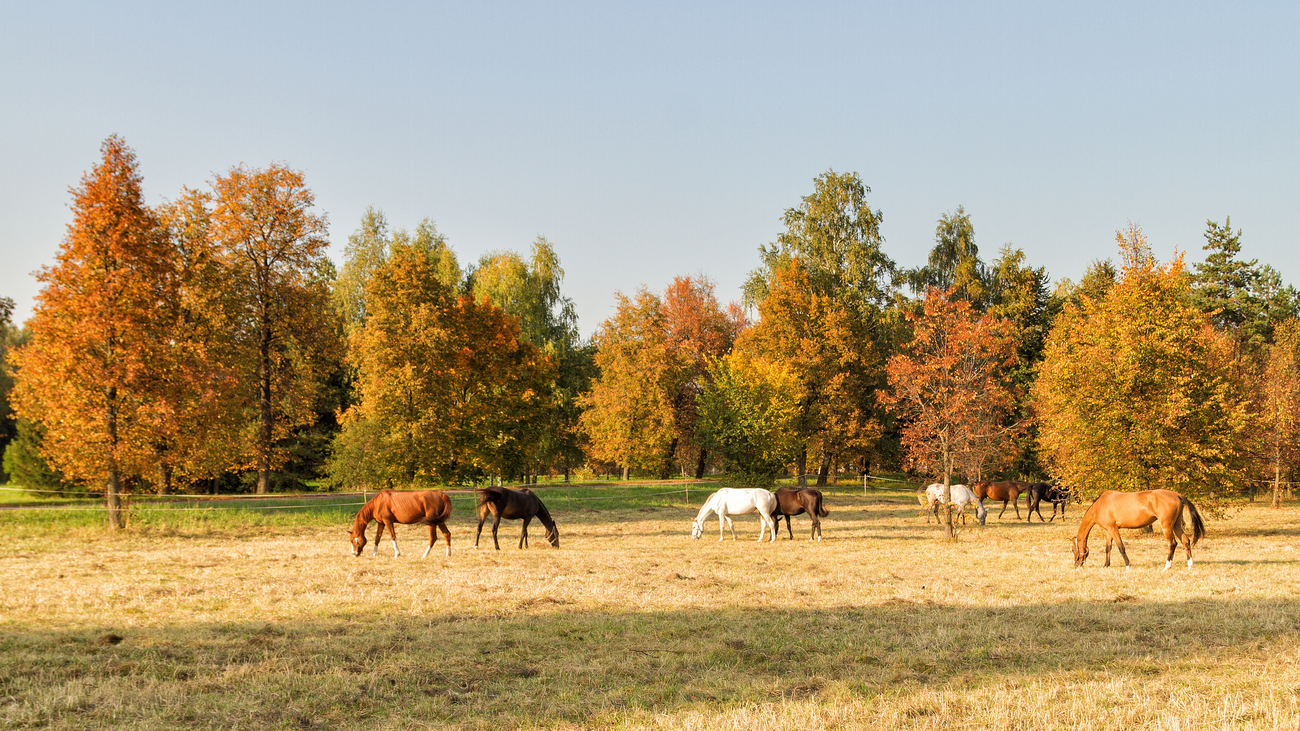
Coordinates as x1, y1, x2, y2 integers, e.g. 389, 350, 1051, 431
347, 527, 366, 556
975, 502, 988, 525
546, 524, 560, 548
690, 519, 703, 540
1072, 536, 1088, 567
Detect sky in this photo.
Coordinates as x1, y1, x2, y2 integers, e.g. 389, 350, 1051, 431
2, 1, 1297, 336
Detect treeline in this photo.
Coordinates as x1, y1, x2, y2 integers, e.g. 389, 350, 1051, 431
2, 139, 1299, 529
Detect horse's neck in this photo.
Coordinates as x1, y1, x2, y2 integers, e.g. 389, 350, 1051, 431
694, 498, 717, 523
354, 500, 375, 528
535, 503, 555, 529
1076, 512, 1095, 545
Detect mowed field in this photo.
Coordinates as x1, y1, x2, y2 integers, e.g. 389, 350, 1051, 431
2, 487, 1299, 730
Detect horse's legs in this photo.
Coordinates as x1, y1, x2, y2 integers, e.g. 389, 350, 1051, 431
422, 524, 436, 560
998, 500, 1009, 519
439, 521, 452, 557
520, 517, 532, 549
491, 511, 502, 551
475, 513, 486, 549
785, 514, 795, 540
371, 522, 384, 556
387, 521, 400, 558
1013, 493, 1022, 520
1163, 521, 1179, 571
810, 516, 820, 541
1108, 527, 1130, 568
1104, 534, 1113, 567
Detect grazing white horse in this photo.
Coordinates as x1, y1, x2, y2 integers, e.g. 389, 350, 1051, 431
924, 483, 988, 525
691, 488, 778, 542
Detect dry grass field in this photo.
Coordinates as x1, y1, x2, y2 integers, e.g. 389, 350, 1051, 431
2, 487, 1299, 730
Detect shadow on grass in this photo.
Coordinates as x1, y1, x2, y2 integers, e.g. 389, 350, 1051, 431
4, 596, 1299, 729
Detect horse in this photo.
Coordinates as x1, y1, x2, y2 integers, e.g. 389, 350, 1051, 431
690, 488, 777, 542
1026, 481, 1070, 523
970, 480, 1031, 520
1073, 489, 1205, 570
923, 483, 988, 525
347, 489, 453, 558
475, 486, 559, 550
771, 487, 828, 540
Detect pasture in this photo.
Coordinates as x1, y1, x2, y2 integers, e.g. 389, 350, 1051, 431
2, 486, 1299, 730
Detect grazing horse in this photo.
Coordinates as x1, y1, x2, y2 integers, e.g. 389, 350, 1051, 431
923, 483, 987, 525
1073, 489, 1205, 570
475, 486, 559, 550
348, 489, 453, 558
771, 487, 828, 541
970, 480, 1031, 520
1026, 482, 1070, 523
691, 488, 777, 542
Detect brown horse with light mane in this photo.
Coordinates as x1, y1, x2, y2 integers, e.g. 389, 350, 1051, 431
1073, 489, 1205, 570
771, 487, 828, 541
970, 480, 1030, 520
348, 489, 453, 558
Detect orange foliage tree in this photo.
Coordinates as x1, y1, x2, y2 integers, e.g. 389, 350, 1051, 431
11, 137, 174, 527
881, 287, 1019, 537
211, 165, 340, 494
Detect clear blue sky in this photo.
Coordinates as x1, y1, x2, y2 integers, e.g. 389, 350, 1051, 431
2, 2, 1296, 335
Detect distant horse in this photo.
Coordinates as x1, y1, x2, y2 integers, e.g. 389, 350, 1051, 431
475, 486, 559, 550
771, 487, 828, 541
691, 488, 777, 542
970, 480, 1031, 520
1073, 489, 1205, 570
923, 483, 988, 525
348, 489, 453, 558
1026, 482, 1070, 523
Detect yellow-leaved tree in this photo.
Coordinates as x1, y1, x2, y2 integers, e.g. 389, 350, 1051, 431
1034, 224, 1252, 506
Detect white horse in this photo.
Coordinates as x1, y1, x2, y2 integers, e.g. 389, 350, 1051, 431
691, 488, 778, 542
924, 483, 988, 525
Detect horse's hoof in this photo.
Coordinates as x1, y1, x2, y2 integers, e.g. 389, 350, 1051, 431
1163, 561, 1171, 571
1187, 560, 1194, 568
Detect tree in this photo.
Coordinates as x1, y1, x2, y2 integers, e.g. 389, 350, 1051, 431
211, 164, 341, 494
741, 260, 879, 486
697, 351, 804, 485
333, 240, 552, 486
907, 206, 986, 303
743, 170, 895, 321
579, 289, 680, 479
10, 137, 173, 527
1191, 217, 1298, 351
881, 287, 1019, 538
1034, 224, 1252, 507
1256, 319, 1300, 508
0, 296, 18, 479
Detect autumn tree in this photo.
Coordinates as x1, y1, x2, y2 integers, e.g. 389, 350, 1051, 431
907, 206, 987, 303
211, 164, 341, 494
1034, 224, 1252, 505
697, 351, 804, 485
333, 239, 552, 486
10, 137, 173, 527
1255, 319, 1300, 508
579, 289, 680, 479
881, 287, 1019, 538
0, 296, 17, 473
472, 237, 590, 480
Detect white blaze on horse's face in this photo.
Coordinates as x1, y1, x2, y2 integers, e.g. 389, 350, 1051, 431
690, 520, 703, 540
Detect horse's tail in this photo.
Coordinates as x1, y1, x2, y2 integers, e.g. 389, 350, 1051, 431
1181, 496, 1206, 545
916, 486, 927, 506
477, 486, 507, 518
433, 491, 453, 523
812, 491, 828, 517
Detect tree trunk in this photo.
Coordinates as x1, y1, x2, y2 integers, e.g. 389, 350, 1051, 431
257, 319, 273, 495
659, 438, 678, 480
157, 463, 172, 496
564, 467, 570, 484
816, 450, 831, 487
106, 386, 123, 530
797, 447, 807, 487
694, 448, 707, 479
622, 464, 629, 481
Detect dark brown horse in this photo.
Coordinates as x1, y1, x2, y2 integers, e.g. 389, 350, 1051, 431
771, 487, 828, 541
348, 489, 453, 558
475, 486, 560, 550
970, 480, 1030, 520
1025, 482, 1070, 523
1073, 489, 1205, 570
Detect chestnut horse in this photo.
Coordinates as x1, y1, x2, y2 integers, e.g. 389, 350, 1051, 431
1073, 489, 1205, 570
970, 480, 1030, 520
348, 489, 453, 558
1025, 482, 1070, 523
475, 486, 560, 550
771, 487, 828, 541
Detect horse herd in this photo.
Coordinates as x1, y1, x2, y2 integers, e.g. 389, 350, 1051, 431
346, 480, 1206, 570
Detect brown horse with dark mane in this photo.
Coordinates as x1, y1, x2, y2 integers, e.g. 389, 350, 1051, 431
348, 488, 453, 558
1025, 482, 1070, 522
970, 480, 1030, 520
475, 486, 560, 550
771, 487, 828, 541
1073, 489, 1205, 570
